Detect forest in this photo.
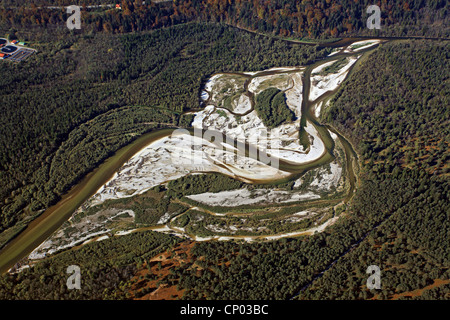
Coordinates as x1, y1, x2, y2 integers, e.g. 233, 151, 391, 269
0, 230, 181, 299
324, 41, 449, 177
0, 0, 448, 40
255, 87, 295, 128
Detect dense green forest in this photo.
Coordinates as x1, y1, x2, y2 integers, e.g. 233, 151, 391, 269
166, 173, 245, 199
255, 87, 295, 128
325, 41, 449, 176
302, 173, 449, 299
0, 0, 448, 39
0, 230, 181, 299
0, 23, 330, 245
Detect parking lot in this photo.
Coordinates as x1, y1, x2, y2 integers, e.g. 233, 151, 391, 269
8, 48, 36, 62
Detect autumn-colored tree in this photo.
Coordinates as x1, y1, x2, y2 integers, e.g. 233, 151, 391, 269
122, 0, 133, 16
330, 26, 338, 37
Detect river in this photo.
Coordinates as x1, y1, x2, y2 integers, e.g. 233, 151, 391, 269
0, 37, 377, 274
